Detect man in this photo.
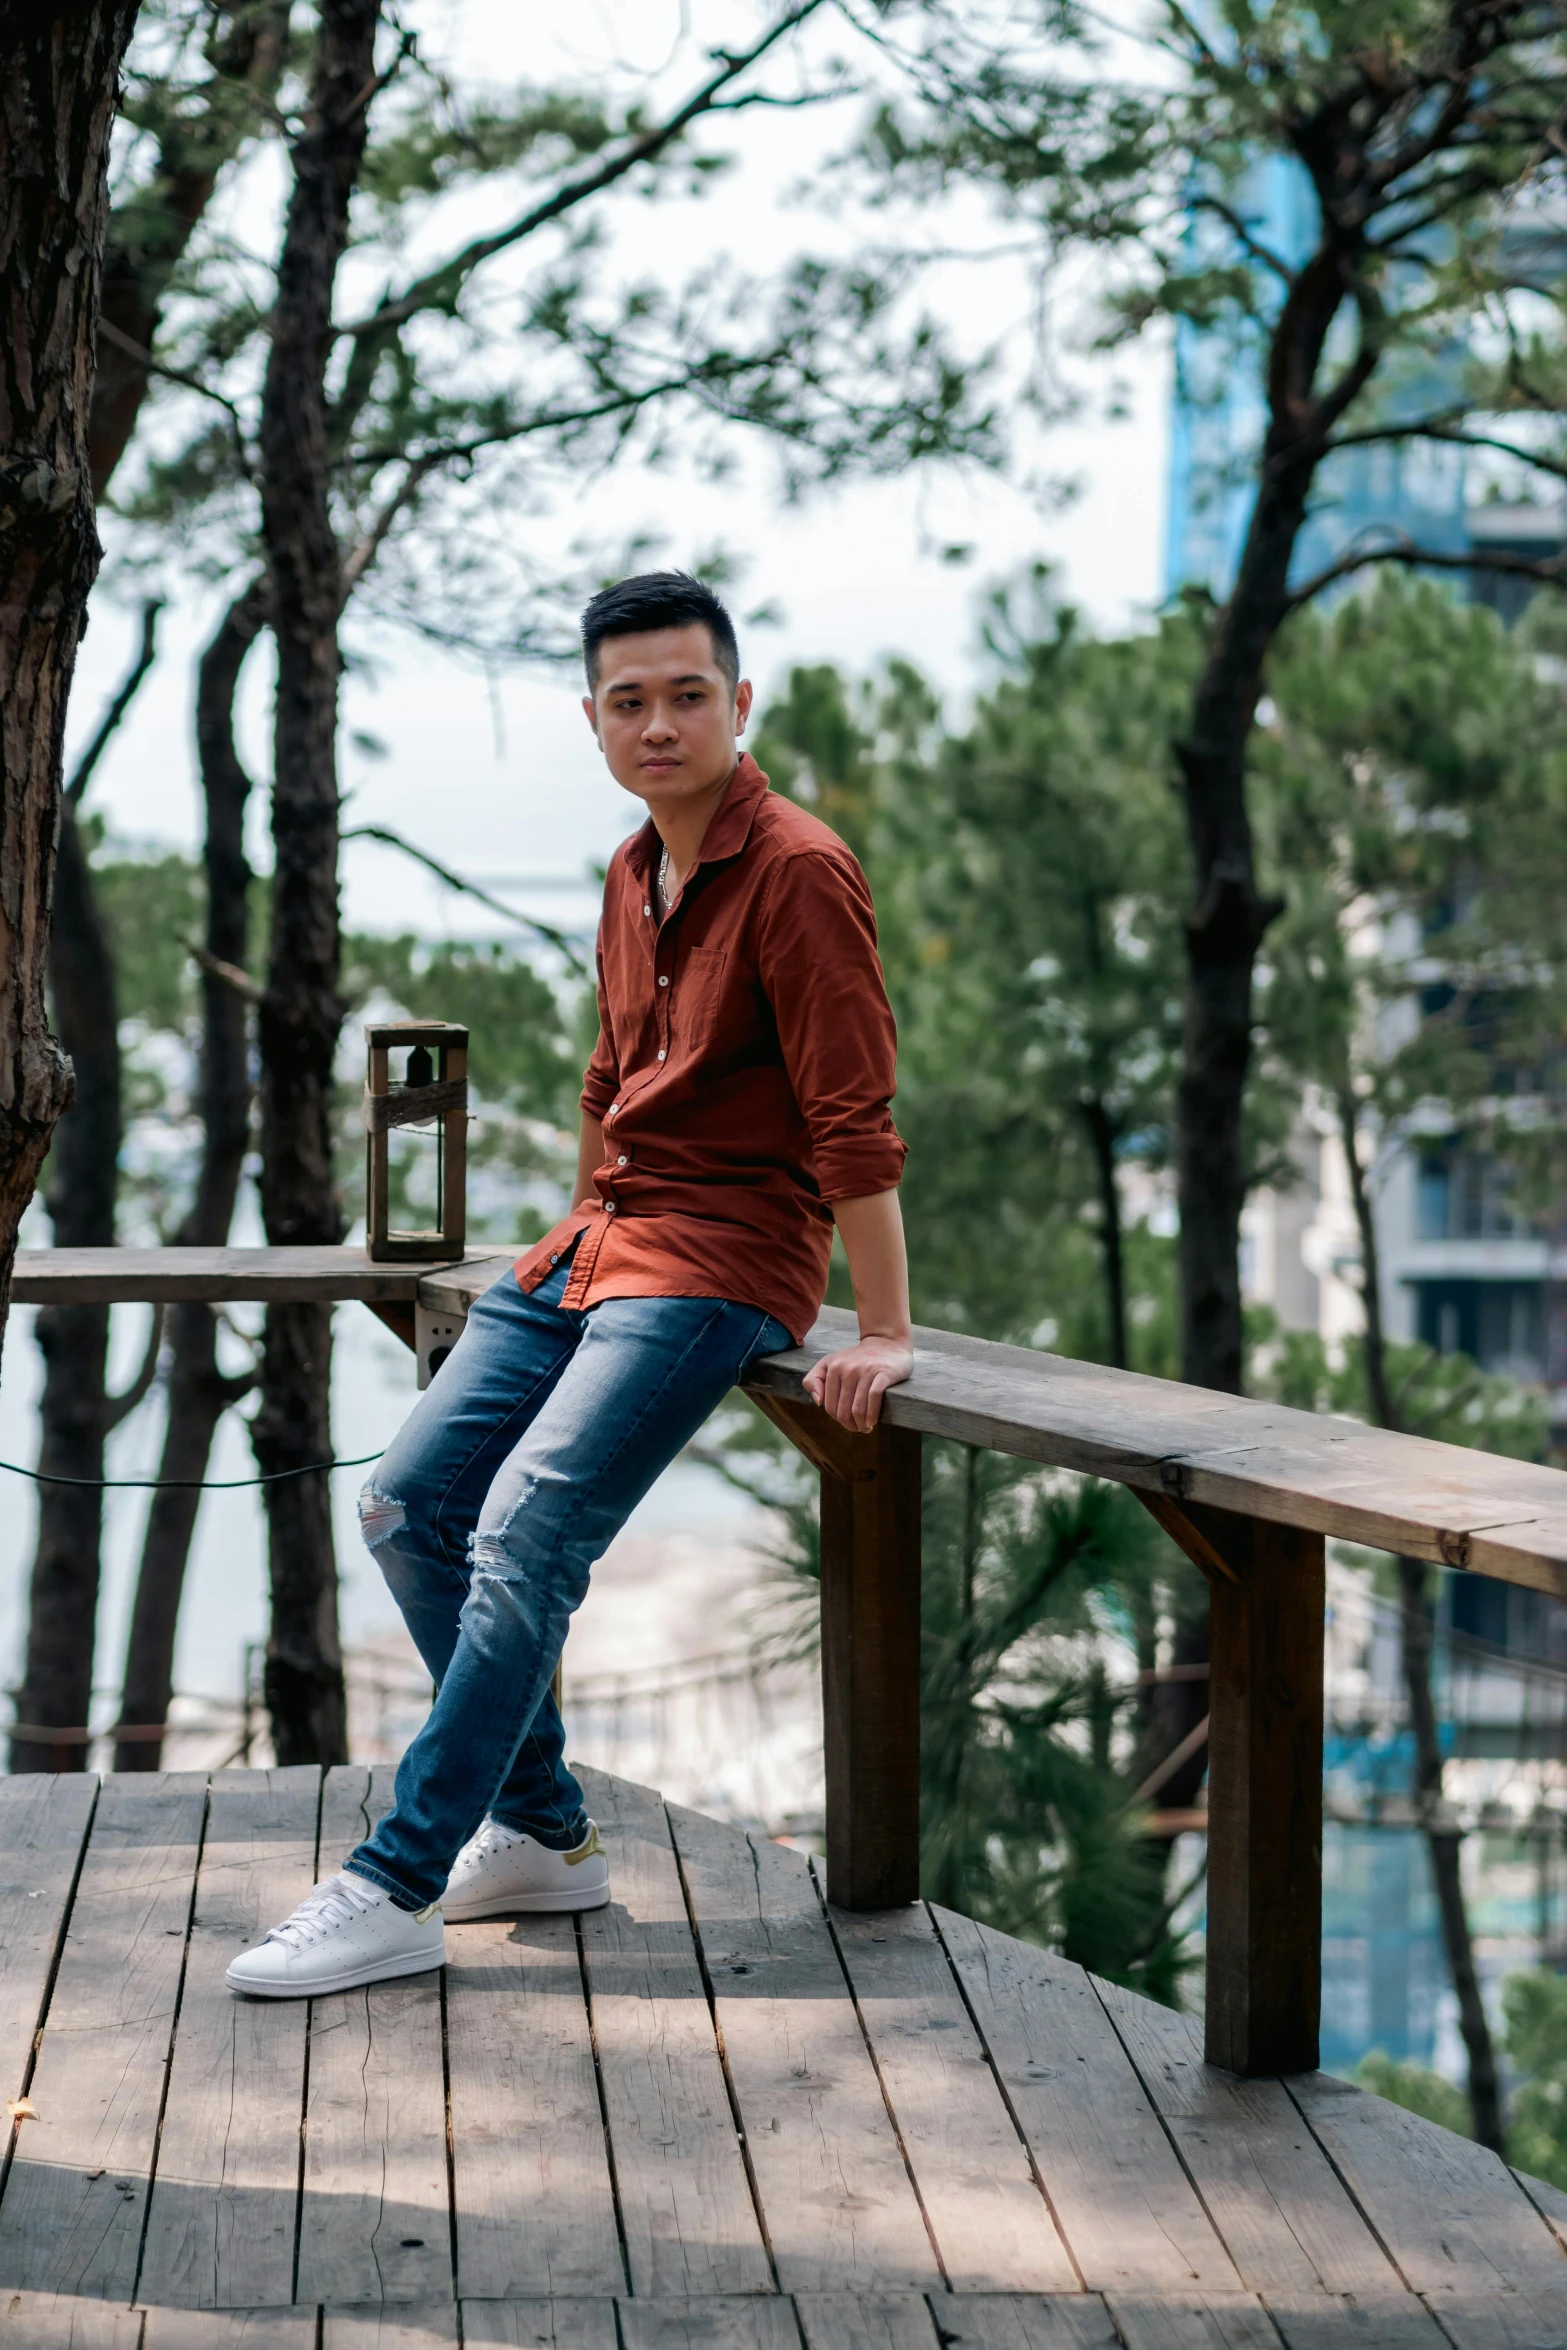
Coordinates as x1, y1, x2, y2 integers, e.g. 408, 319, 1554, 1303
228, 571, 914, 1997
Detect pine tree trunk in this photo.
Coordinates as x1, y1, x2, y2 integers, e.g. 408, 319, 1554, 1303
1079, 1093, 1127, 1369
9, 805, 120, 1771
116, 580, 265, 1770
252, 0, 382, 1766
0, 3, 141, 1368
1337, 1086, 1503, 2150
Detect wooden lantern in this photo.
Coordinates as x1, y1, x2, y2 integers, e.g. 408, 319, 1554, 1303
365, 1020, 468, 1262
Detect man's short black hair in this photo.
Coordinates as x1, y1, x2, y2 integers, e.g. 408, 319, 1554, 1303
581, 570, 740, 694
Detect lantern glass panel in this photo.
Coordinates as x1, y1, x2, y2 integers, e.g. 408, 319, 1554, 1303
385, 1041, 445, 1233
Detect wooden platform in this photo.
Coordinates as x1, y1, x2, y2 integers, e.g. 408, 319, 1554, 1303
1, 1771, 1564, 2350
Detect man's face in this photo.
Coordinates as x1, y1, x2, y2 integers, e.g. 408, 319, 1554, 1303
583, 622, 753, 811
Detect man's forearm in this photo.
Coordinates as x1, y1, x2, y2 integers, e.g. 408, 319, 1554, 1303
574, 1111, 605, 1208
833, 1188, 913, 1342
801, 1188, 914, 1432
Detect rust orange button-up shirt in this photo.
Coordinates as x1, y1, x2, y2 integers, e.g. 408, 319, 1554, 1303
514, 753, 906, 1342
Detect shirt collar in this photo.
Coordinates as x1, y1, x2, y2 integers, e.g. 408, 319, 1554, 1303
627, 752, 770, 886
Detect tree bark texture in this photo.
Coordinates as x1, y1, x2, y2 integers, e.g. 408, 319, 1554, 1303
1337, 1086, 1503, 2149
252, 0, 382, 1765
90, 3, 290, 495
116, 580, 266, 1770
0, 1, 142, 1368
8, 801, 120, 1771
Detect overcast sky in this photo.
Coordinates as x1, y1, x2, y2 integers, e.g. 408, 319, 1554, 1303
71, 0, 1173, 944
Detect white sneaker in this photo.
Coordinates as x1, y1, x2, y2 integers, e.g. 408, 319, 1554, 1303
226, 1871, 445, 1998
442, 1817, 611, 1920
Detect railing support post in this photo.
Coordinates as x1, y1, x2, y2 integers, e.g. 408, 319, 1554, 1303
749, 1396, 922, 1909
1148, 1496, 1325, 2075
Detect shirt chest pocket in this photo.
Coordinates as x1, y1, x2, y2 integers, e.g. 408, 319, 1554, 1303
675, 945, 729, 1057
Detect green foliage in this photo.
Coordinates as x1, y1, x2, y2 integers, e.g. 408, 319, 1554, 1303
1267, 1329, 1549, 1459
1354, 2051, 1473, 2138
88, 834, 204, 1036
1503, 1970, 1567, 2190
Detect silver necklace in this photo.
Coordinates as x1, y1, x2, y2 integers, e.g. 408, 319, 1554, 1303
658, 841, 672, 912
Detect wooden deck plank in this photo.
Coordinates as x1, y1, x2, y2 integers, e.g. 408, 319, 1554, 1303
137, 1767, 320, 2311
0, 1775, 97, 2106
322, 2308, 460, 2349
736, 1306, 1567, 1595
916, 2291, 1122, 2347
460, 2300, 619, 2350
932, 1910, 1240, 2295
445, 1903, 623, 2298
793, 2291, 941, 2350
1515, 2167, 1567, 2255
1105, 2294, 1280, 2349
617, 2297, 803, 2350
1092, 1978, 1399, 2295
1290, 2072, 1567, 2295
823, 1898, 1076, 2291
0, 1772, 208, 2300
1260, 2294, 1451, 2347
140, 2309, 317, 2347
1429, 2287, 1567, 2347
0, 2294, 141, 2347
667, 1801, 942, 2293
297, 1767, 451, 2308
574, 1767, 772, 2296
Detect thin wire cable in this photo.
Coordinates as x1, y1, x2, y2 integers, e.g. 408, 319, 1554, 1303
0, 1450, 384, 1492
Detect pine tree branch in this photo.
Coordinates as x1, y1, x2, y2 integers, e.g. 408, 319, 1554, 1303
104, 1306, 166, 1433
1284, 533, 1567, 614
339, 824, 591, 975
66, 598, 163, 806
334, 0, 829, 344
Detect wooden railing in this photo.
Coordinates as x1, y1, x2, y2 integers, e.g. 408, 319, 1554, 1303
16, 1241, 1567, 2079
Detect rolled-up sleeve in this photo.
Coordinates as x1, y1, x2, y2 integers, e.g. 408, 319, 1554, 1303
756, 847, 907, 1201
578, 931, 621, 1120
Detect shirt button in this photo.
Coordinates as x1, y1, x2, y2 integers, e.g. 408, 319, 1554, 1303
604, 1202, 616, 1215
549, 1253, 559, 1264
658, 974, 669, 987
657, 1049, 666, 1061
617, 1155, 628, 1166
643, 904, 651, 917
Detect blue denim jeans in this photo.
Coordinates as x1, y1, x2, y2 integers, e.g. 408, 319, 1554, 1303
345, 1259, 791, 1911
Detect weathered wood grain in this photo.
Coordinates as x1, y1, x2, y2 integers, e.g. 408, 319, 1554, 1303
824, 1898, 1076, 2290
445, 1907, 622, 2298
1429, 2287, 1567, 2347
0, 2294, 140, 2347
574, 1766, 771, 2295
737, 1306, 1567, 1595
0, 1775, 97, 2104
141, 2310, 317, 2347
793, 2292, 942, 2350
1092, 1978, 1397, 2296
138, 1767, 320, 2310
322, 2309, 460, 2349
298, 1767, 451, 2308
10, 1246, 496, 1305
1260, 2294, 1451, 2347
932, 1910, 1240, 2295
0, 1772, 208, 2299
921, 2293, 1122, 2348
1105, 2295, 1280, 2349
618, 2298, 802, 2350
459, 2300, 619, 2350
1515, 2167, 1567, 2256
1290, 2072, 1567, 2295
667, 1800, 941, 2293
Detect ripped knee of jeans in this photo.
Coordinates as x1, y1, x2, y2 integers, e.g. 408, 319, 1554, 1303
358, 1484, 408, 1552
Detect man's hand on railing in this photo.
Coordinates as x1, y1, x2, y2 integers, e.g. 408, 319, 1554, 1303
803, 1333, 915, 1434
